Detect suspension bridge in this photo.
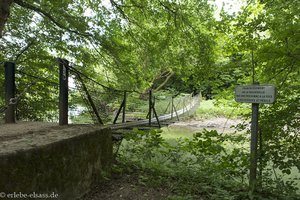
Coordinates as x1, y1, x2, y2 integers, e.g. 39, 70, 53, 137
0, 59, 200, 131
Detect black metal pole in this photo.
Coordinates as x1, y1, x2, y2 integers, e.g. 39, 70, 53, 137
249, 102, 259, 192
122, 91, 127, 123
77, 75, 103, 125
113, 100, 124, 124
58, 58, 69, 125
258, 128, 263, 188
152, 99, 161, 128
4, 62, 16, 123
173, 103, 180, 121
148, 90, 152, 125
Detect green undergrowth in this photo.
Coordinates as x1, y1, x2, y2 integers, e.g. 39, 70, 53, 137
196, 99, 250, 119
115, 128, 299, 200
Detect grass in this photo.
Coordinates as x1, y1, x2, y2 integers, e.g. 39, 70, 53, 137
161, 127, 197, 140
195, 99, 250, 119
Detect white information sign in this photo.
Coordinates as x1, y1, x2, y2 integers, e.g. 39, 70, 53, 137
235, 85, 276, 104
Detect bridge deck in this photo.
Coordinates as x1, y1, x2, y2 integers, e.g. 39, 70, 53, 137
110, 95, 199, 129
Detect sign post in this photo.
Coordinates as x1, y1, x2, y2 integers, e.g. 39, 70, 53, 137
235, 84, 276, 192
250, 101, 259, 192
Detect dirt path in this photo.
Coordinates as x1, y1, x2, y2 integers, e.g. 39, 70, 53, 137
80, 173, 170, 200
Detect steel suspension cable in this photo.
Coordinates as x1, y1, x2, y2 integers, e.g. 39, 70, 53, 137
16, 70, 59, 86
68, 65, 144, 94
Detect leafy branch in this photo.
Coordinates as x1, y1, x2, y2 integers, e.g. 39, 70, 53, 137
14, 0, 92, 38
14, 38, 35, 63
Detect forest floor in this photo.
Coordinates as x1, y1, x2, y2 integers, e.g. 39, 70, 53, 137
80, 117, 242, 200
80, 172, 171, 200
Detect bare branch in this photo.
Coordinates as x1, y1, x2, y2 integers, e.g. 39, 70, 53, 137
110, 0, 128, 21
158, 0, 176, 15
109, 0, 144, 30
153, 72, 174, 92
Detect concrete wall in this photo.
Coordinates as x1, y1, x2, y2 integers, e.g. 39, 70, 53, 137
0, 125, 112, 200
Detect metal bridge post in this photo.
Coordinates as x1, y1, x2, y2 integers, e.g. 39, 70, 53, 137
77, 74, 103, 125
113, 92, 126, 124
113, 100, 124, 124
152, 98, 161, 128
122, 91, 127, 123
172, 97, 180, 121
4, 62, 16, 123
58, 58, 69, 125
148, 89, 152, 125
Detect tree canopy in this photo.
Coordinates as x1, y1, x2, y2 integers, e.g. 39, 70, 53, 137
0, 0, 216, 92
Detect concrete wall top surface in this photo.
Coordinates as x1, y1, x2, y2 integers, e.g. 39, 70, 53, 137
0, 122, 106, 156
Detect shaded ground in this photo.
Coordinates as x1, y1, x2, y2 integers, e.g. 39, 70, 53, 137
80, 172, 171, 200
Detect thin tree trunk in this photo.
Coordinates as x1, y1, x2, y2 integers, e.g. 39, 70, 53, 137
0, 0, 13, 38
153, 72, 174, 92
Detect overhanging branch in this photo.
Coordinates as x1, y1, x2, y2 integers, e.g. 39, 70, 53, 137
14, 39, 35, 63
14, 0, 92, 38
153, 71, 174, 92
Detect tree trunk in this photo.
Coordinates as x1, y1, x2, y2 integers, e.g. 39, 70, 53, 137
139, 72, 174, 99
153, 72, 174, 92
0, 0, 13, 38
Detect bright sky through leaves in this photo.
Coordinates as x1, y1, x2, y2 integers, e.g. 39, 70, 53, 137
212, 0, 245, 19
